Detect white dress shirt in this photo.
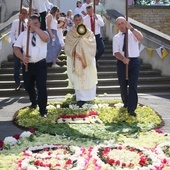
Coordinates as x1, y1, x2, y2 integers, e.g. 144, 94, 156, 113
74, 7, 84, 17
14, 31, 48, 63
32, 0, 50, 13
83, 14, 104, 35
113, 30, 140, 58
10, 19, 27, 44
82, 3, 88, 14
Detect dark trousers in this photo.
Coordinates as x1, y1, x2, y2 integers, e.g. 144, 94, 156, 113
95, 34, 105, 61
22, 59, 47, 115
117, 58, 140, 111
13, 52, 21, 86
40, 11, 46, 31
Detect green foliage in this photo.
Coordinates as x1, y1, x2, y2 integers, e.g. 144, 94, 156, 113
14, 99, 162, 141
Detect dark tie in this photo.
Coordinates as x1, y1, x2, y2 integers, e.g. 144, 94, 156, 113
122, 33, 126, 57
21, 23, 25, 32
90, 16, 94, 33
32, 33, 36, 47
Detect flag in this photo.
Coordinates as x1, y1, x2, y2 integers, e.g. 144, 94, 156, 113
156, 47, 161, 58
161, 47, 168, 59
156, 46, 169, 59
3, 35, 8, 42
147, 48, 153, 58
139, 43, 145, 53
114, 25, 118, 34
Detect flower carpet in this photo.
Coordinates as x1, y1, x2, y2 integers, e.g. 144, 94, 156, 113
0, 96, 170, 170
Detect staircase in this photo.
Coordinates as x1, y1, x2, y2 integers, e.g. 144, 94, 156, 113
0, 39, 170, 97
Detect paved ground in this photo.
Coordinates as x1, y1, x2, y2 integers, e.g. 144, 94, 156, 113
0, 93, 170, 140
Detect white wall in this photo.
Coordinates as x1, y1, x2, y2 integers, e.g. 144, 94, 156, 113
50, 0, 79, 14
104, 0, 126, 15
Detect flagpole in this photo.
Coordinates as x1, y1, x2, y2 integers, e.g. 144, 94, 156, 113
18, 0, 23, 36
25, 0, 32, 72
93, 0, 95, 34
125, 0, 129, 80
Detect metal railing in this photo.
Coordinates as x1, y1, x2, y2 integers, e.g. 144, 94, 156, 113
0, 32, 11, 41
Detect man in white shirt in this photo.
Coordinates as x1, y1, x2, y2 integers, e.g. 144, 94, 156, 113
10, 7, 28, 91
83, 4, 105, 67
13, 15, 50, 117
113, 16, 143, 116
32, 0, 51, 30
81, 0, 91, 16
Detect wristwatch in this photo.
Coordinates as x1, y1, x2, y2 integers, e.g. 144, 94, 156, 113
130, 27, 135, 32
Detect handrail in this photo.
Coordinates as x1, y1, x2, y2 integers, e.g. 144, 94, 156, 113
0, 31, 11, 41
144, 36, 170, 51
0, 13, 18, 33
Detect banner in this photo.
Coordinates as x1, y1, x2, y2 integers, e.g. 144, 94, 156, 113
156, 47, 161, 58
114, 25, 118, 34
147, 48, 153, 58
156, 46, 169, 59
139, 43, 145, 53
161, 47, 168, 59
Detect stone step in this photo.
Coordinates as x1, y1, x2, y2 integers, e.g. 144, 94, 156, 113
0, 70, 162, 81
0, 58, 146, 68
0, 84, 169, 97
7, 54, 115, 62
0, 38, 169, 98
0, 64, 153, 74
0, 77, 170, 89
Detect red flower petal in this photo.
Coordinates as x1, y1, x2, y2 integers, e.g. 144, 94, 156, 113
13, 134, 20, 140
108, 159, 115, 164
29, 129, 36, 133
66, 159, 72, 165
0, 140, 4, 148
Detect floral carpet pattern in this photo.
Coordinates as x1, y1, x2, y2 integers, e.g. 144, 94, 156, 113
0, 97, 170, 170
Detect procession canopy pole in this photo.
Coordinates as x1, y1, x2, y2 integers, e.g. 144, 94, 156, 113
18, 0, 23, 36
125, 0, 129, 80
93, 0, 95, 34
25, 0, 32, 72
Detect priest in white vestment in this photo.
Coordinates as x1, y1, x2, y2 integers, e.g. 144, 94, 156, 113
65, 14, 98, 107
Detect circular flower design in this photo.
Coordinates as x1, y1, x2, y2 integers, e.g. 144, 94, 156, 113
16, 144, 85, 170
155, 143, 170, 163
91, 144, 162, 169
77, 24, 87, 36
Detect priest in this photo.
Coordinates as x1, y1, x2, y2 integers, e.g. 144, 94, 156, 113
65, 14, 98, 107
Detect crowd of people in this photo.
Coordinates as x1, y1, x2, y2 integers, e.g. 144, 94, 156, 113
10, 0, 143, 117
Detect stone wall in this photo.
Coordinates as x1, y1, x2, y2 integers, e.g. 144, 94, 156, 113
128, 6, 170, 35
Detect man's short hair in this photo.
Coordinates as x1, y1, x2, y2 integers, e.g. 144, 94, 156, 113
86, 4, 93, 9
73, 14, 82, 20
30, 14, 40, 22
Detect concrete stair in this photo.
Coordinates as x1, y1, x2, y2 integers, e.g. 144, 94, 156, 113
0, 39, 170, 97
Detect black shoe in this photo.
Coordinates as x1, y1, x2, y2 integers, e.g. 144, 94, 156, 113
29, 104, 37, 109
42, 114, 47, 118
15, 84, 22, 91
77, 101, 86, 108
40, 110, 47, 117
128, 110, 136, 117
